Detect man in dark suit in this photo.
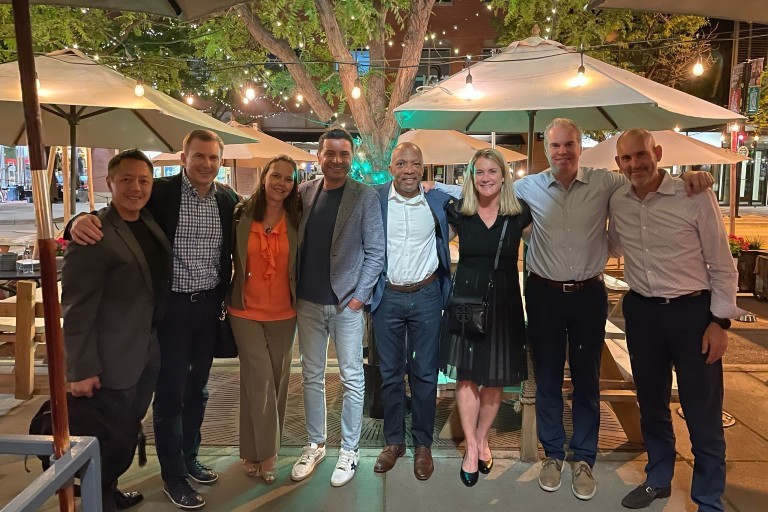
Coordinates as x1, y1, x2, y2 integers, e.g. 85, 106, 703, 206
63, 149, 171, 512
369, 142, 453, 480
69, 130, 238, 510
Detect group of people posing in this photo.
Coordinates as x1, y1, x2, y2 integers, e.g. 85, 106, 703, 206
61, 117, 738, 512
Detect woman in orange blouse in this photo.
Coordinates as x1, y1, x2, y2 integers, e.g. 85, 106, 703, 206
227, 155, 301, 483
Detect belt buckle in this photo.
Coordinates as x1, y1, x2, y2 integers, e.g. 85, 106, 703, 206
190, 291, 204, 303
562, 283, 577, 293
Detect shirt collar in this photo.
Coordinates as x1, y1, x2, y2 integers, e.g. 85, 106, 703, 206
388, 182, 427, 205
181, 170, 216, 199
546, 166, 588, 188
624, 169, 674, 199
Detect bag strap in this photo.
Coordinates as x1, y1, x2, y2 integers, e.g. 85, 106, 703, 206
493, 217, 509, 271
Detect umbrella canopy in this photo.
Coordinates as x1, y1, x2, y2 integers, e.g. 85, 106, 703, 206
394, 36, 744, 134
586, 0, 767, 25
153, 124, 317, 167
0, 49, 256, 151
580, 130, 749, 170
397, 129, 526, 165
0, 0, 244, 18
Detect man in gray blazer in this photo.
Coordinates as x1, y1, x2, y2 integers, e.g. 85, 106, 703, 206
290, 127, 385, 487
62, 149, 171, 512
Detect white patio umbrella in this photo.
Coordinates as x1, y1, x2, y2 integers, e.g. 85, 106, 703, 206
153, 124, 316, 167
398, 129, 526, 165
394, 34, 744, 167
0, 49, 257, 152
586, 0, 767, 24
580, 130, 749, 170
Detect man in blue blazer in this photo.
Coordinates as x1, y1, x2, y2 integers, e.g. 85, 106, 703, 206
370, 142, 453, 481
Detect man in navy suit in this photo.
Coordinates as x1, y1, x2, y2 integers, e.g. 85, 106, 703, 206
370, 142, 453, 481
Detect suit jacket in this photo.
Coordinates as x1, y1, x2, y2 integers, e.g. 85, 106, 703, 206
62, 206, 172, 390
147, 173, 239, 295
227, 200, 298, 309
370, 183, 453, 312
297, 177, 385, 308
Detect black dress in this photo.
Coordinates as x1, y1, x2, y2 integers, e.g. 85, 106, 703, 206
440, 200, 531, 387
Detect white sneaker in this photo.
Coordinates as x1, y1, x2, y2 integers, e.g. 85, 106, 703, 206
291, 443, 326, 482
330, 449, 359, 487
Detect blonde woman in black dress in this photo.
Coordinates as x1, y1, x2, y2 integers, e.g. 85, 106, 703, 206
440, 148, 531, 487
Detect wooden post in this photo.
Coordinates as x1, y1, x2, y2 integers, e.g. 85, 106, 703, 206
14, 280, 36, 400
600, 343, 644, 444
86, 148, 94, 211
61, 148, 70, 225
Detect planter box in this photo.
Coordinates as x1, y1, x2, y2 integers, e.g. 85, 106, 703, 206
737, 250, 765, 293
754, 255, 768, 299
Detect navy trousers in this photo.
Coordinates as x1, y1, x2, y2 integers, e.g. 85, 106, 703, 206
624, 291, 725, 512
153, 291, 219, 483
525, 278, 607, 466
371, 279, 443, 447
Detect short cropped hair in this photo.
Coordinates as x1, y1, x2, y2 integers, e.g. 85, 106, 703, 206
107, 149, 154, 179
543, 118, 583, 149
318, 126, 354, 153
183, 129, 224, 157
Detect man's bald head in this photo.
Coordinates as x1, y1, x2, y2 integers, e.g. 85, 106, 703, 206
389, 142, 424, 198
615, 128, 664, 198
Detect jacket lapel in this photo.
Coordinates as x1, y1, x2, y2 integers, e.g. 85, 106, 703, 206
235, 203, 250, 280
332, 178, 359, 246
298, 179, 323, 250
109, 207, 154, 294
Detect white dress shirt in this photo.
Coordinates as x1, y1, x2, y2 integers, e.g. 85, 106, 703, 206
386, 183, 438, 285
608, 171, 744, 319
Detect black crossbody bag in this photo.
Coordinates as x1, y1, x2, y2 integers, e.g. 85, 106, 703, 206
447, 217, 508, 340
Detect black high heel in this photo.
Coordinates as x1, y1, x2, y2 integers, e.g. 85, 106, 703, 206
478, 453, 494, 475
460, 455, 479, 487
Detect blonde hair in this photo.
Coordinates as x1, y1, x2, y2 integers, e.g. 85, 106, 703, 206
459, 148, 523, 216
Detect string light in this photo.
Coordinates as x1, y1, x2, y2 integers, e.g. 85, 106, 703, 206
185, 93, 194, 105
464, 57, 474, 95
692, 60, 704, 76
244, 80, 256, 100
571, 52, 586, 87
296, 92, 303, 102
673, 126, 681, 132
351, 78, 362, 99
134, 77, 145, 97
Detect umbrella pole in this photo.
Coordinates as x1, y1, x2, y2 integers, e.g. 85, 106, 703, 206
86, 148, 94, 211
526, 110, 537, 174
11, 1, 74, 511
69, 111, 77, 217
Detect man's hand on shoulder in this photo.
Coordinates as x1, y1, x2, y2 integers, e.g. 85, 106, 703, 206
421, 181, 436, 193
70, 214, 103, 245
70, 375, 101, 397
682, 170, 714, 197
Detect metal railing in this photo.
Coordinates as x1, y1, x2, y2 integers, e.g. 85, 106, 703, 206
0, 434, 101, 512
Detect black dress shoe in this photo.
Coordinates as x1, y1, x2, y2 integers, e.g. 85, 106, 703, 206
459, 456, 479, 487
114, 490, 143, 510
621, 484, 672, 509
163, 479, 205, 510
187, 459, 218, 484
478, 453, 494, 475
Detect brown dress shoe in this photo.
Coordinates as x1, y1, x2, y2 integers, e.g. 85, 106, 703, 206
413, 446, 434, 480
374, 444, 406, 473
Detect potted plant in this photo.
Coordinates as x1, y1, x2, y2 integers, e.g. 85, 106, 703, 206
54, 238, 68, 271
735, 236, 763, 293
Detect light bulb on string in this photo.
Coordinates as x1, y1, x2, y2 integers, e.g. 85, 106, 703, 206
243, 97, 250, 105
134, 77, 145, 97
185, 93, 194, 105
245, 81, 256, 100
351, 79, 362, 99
692, 60, 704, 76
571, 53, 587, 87
464, 58, 474, 96
296, 92, 304, 102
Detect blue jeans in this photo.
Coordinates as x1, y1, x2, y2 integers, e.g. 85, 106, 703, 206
371, 280, 443, 447
297, 299, 365, 452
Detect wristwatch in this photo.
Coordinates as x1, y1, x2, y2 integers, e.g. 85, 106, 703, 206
710, 314, 732, 330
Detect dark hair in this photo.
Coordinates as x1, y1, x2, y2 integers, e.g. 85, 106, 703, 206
318, 126, 354, 153
246, 155, 301, 228
107, 149, 154, 179
183, 129, 224, 157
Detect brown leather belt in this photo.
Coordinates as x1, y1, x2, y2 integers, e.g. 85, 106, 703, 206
386, 272, 438, 293
528, 272, 603, 293
630, 289, 710, 304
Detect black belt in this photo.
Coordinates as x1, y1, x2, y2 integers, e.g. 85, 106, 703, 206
173, 289, 215, 303
528, 272, 603, 293
386, 272, 438, 293
630, 289, 710, 304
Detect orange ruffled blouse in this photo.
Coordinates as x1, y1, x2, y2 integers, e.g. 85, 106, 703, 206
228, 216, 295, 322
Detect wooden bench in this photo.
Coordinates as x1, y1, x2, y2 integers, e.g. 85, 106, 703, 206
0, 281, 58, 399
